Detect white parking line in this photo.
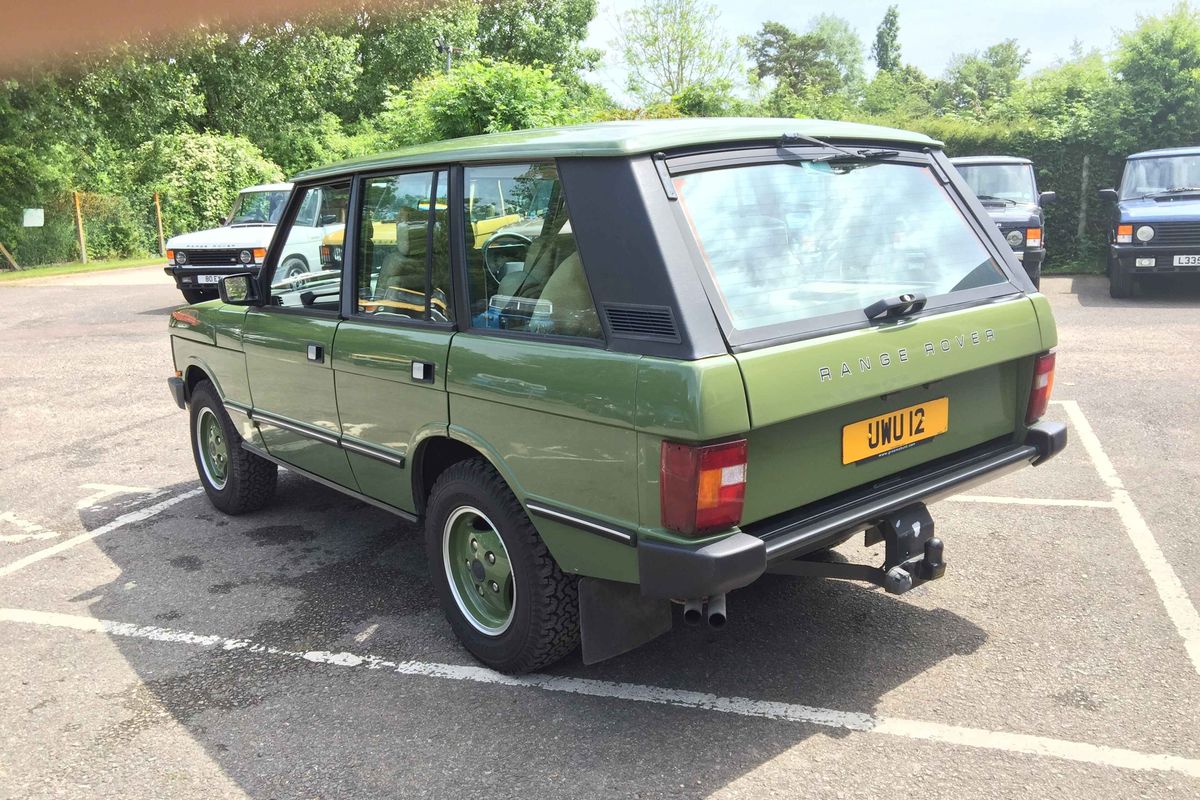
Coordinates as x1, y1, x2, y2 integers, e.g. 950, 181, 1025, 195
0, 511, 62, 543
76, 483, 163, 510
2, 607, 1197, 780
1054, 400, 1200, 675
948, 495, 1117, 509
0, 489, 203, 580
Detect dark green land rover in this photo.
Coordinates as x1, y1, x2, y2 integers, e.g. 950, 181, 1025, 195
167, 119, 1066, 672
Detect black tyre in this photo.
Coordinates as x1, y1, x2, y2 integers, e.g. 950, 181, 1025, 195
281, 256, 308, 280
425, 458, 579, 673
1108, 255, 1135, 299
181, 288, 215, 304
189, 381, 277, 515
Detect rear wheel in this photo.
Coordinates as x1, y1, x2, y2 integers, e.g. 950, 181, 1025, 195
425, 459, 579, 673
1108, 255, 1135, 299
189, 381, 277, 514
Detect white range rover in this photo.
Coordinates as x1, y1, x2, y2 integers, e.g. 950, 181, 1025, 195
163, 182, 344, 303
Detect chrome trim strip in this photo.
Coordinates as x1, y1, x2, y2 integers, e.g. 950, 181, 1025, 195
223, 400, 252, 419
526, 501, 636, 546
251, 410, 340, 446
341, 437, 406, 468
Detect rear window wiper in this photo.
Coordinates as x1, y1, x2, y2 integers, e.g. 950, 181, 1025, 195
864, 292, 927, 321
779, 133, 900, 163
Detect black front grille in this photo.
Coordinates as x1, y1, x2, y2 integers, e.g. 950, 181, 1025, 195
178, 249, 243, 267
603, 303, 680, 342
1143, 222, 1200, 248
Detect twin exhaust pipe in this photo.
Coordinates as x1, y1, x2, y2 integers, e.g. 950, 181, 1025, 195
682, 594, 727, 629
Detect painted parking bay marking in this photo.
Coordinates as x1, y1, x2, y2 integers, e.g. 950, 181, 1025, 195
0, 488, 203, 579
2, 607, 1198, 781
0, 511, 61, 543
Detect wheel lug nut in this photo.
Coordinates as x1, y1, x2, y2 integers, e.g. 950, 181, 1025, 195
476, 584, 484, 596
489, 580, 499, 593
486, 552, 495, 565
470, 538, 478, 551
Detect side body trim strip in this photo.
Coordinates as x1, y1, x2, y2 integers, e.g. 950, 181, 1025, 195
526, 501, 637, 546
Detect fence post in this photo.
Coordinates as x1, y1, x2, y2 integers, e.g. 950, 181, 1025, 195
0, 241, 20, 270
154, 192, 166, 257
73, 191, 88, 264
1077, 154, 1090, 240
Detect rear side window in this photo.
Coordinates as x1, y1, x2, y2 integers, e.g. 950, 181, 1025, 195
674, 161, 1009, 332
461, 162, 602, 340
355, 170, 453, 323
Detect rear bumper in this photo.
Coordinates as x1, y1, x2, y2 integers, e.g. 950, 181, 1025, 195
637, 421, 1068, 599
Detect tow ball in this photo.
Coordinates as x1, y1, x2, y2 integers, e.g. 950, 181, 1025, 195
766, 503, 945, 595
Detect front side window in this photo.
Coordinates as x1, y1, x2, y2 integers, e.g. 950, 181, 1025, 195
1119, 155, 1200, 199
355, 170, 453, 322
268, 182, 350, 310
674, 160, 1009, 333
228, 190, 290, 225
462, 163, 601, 340
956, 164, 1036, 205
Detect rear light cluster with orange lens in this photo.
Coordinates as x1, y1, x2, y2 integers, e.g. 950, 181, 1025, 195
1116, 224, 1133, 244
660, 439, 748, 537
1025, 228, 1042, 248
1025, 351, 1056, 424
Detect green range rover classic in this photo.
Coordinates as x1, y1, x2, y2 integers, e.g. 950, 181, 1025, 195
167, 118, 1066, 672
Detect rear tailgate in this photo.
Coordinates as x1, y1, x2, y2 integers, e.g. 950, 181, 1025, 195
733, 297, 1043, 525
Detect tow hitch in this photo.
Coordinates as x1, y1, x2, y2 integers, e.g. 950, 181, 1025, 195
766, 503, 945, 595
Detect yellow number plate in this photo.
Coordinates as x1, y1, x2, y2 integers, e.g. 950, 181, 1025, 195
842, 397, 949, 465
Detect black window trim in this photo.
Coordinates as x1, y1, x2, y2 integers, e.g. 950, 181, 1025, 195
453, 158, 609, 348
344, 164, 459, 330
256, 177, 354, 321
661, 143, 1027, 351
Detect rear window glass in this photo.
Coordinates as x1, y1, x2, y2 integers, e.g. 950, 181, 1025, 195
674, 161, 1009, 332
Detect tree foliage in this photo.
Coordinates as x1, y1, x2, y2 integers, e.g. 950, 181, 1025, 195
615, 0, 740, 103
941, 39, 1031, 114
871, 6, 901, 72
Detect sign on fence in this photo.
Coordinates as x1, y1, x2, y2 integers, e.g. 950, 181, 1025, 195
22, 208, 44, 227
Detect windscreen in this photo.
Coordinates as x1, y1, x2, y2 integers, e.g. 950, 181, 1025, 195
956, 163, 1036, 205
674, 160, 1009, 332
1119, 155, 1200, 199
227, 190, 289, 225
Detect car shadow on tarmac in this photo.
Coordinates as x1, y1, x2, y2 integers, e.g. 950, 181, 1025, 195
1069, 273, 1200, 307
80, 475, 987, 798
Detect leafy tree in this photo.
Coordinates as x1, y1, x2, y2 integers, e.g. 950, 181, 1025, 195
744, 21, 842, 98
1112, 2, 1200, 150
615, 0, 740, 103
477, 0, 602, 73
871, 5, 901, 72
941, 39, 1030, 114
861, 63, 937, 118
372, 60, 578, 147
807, 14, 865, 96
129, 132, 283, 237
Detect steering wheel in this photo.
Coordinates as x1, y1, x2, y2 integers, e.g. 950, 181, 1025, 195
482, 232, 533, 284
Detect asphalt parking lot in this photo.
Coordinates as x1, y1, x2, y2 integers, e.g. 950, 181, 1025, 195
2, 267, 1199, 799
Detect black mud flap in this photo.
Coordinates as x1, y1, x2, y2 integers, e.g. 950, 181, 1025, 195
767, 502, 945, 595
579, 577, 673, 665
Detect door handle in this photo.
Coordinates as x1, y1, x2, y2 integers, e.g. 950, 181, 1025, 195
411, 361, 435, 383
307, 343, 325, 363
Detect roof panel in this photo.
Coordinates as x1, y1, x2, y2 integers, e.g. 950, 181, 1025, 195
293, 118, 942, 181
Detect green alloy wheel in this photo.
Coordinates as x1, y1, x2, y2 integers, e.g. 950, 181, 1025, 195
189, 380, 278, 515
443, 506, 515, 634
425, 458, 579, 673
196, 407, 230, 489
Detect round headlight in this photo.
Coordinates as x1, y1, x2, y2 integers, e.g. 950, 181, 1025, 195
175, 250, 188, 265
1006, 229, 1025, 247
239, 249, 253, 264
1135, 225, 1155, 242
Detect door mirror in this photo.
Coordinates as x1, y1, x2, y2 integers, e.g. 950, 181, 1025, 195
1097, 188, 1119, 202
219, 273, 262, 306
1038, 191, 1057, 206
318, 213, 340, 226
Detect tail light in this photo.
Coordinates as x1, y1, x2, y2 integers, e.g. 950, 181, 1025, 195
660, 439, 747, 537
1116, 224, 1133, 244
1026, 351, 1056, 423
1025, 228, 1042, 248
